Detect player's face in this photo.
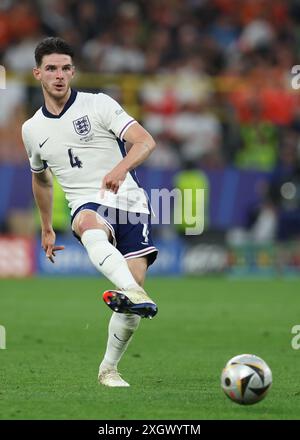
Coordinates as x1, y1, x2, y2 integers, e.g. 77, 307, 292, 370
33, 53, 75, 100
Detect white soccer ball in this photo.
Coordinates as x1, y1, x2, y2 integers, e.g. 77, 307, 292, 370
221, 354, 272, 405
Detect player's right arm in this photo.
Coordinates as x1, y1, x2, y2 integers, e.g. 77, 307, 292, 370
22, 122, 64, 263
32, 170, 64, 263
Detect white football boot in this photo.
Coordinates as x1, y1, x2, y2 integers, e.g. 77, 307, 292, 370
98, 367, 130, 387
102, 289, 158, 319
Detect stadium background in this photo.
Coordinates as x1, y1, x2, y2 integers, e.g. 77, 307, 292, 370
1, 0, 300, 421
1, 0, 300, 278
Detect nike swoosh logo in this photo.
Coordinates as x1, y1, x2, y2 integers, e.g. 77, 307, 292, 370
114, 333, 130, 343
99, 253, 112, 266
39, 137, 49, 148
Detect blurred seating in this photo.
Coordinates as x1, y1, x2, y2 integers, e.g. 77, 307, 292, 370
1, 0, 300, 241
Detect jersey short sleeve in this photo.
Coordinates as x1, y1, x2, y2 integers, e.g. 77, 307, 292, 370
22, 123, 46, 173
94, 93, 136, 141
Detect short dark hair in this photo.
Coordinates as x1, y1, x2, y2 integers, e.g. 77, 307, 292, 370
35, 37, 74, 66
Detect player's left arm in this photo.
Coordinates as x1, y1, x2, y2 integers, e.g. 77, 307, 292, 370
102, 122, 156, 194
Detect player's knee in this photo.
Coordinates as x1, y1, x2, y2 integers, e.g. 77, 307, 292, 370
75, 212, 108, 237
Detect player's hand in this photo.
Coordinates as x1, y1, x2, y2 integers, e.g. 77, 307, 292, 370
101, 166, 127, 194
41, 228, 65, 264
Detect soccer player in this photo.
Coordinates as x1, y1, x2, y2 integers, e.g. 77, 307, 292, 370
22, 37, 158, 387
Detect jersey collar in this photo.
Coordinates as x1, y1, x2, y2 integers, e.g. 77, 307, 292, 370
42, 89, 77, 118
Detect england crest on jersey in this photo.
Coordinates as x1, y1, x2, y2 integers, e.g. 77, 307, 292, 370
73, 115, 91, 136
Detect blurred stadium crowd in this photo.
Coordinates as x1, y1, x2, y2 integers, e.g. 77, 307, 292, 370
1, 0, 300, 244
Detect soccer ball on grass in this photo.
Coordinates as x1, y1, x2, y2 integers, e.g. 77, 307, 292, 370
221, 354, 272, 405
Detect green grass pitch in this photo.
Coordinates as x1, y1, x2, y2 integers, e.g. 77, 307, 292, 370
0, 277, 300, 420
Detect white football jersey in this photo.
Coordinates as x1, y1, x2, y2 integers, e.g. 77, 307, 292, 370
22, 90, 150, 215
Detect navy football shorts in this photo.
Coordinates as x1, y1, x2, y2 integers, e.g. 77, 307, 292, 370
71, 202, 158, 266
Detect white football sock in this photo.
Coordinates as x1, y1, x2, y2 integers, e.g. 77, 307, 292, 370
81, 229, 140, 291
100, 312, 141, 370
